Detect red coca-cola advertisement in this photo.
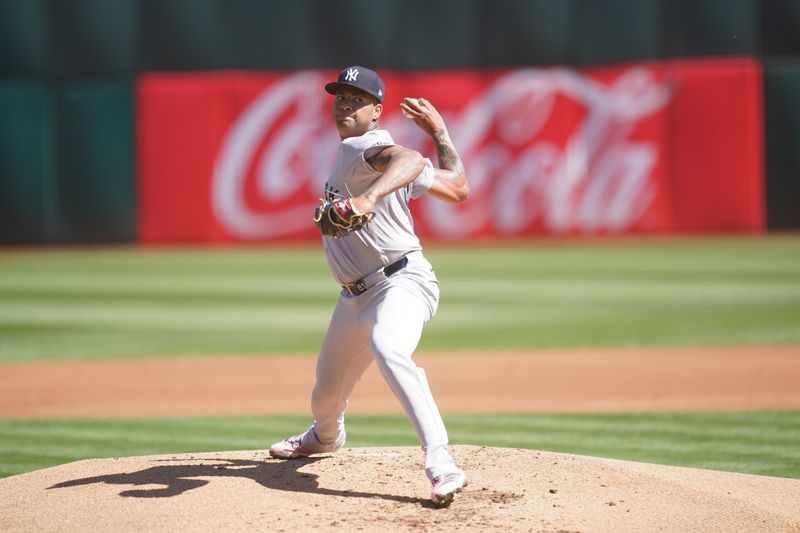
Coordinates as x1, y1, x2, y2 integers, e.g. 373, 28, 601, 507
137, 58, 764, 243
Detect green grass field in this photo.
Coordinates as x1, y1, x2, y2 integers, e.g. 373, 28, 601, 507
1, 412, 798, 480
1, 236, 799, 361
1, 237, 799, 479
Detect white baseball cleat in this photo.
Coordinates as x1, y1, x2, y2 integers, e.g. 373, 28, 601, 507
430, 469, 468, 507
268, 427, 345, 459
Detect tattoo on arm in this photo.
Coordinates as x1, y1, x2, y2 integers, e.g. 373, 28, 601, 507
366, 147, 392, 172
433, 130, 465, 175
365, 147, 425, 199
372, 151, 421, 196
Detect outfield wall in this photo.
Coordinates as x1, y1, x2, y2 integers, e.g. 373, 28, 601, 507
0, 82, 135, 244
1, 0, 799, 244
137, 59, 764, 243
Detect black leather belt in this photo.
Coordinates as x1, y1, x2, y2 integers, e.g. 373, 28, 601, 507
342, 256, 409, 296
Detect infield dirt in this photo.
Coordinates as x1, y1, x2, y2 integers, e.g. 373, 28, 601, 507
2, 346, 800, 532
2, 346, 800, 418
2, 446, 800, 532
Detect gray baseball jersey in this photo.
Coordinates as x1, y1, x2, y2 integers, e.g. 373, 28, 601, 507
281, 128, 459, 485
321, 129, 434, 285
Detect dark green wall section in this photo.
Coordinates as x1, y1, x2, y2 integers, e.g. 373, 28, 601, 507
1, 0, 800, 242
4, 0, 800, 76
0, 83, 56, 244
0, 0, 137, 78
764, 64, 800, 230
56, 83, 135, 243
48, 0, 138, 78
662, 0, 759, 57
0, 83, 134, 244
0, 0, 48, 77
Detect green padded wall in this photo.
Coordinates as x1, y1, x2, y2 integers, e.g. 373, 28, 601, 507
0, 82, 134, 244
764, 64, 800, 229
56, 83, 135, 242
2, 0, 800, 241
0, 83, 57, 243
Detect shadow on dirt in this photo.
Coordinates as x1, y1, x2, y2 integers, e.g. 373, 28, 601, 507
47, 456, 435, 507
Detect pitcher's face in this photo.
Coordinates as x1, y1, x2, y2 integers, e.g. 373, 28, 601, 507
332, 86, 382, 139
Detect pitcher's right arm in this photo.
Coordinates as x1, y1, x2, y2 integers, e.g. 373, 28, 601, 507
400, 97, 469, 203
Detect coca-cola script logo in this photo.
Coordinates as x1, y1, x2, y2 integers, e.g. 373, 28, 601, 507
212, 68, 672, 239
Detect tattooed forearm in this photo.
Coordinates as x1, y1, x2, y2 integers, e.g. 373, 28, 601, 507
372, 151, 423, 196
432, 130, 465, 175
367, 147, 393, 171
364, 146, 425, 201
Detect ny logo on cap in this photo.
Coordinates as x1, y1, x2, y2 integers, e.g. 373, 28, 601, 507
345, 68, 359, 82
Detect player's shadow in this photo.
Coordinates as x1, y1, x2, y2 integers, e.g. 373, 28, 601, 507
47, 456, 435, 507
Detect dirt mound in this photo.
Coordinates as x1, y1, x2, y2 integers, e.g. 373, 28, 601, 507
1, 446, 798, 532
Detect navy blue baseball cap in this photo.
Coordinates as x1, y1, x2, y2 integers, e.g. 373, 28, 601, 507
325, 66, 384, 103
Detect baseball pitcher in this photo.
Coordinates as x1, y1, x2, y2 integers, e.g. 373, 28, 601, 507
269, 66, 470, 507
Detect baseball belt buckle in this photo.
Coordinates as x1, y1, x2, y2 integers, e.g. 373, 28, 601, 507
342, 279, 368, 296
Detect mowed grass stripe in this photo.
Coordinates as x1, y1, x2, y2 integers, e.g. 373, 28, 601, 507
429, 238, 800, 276
441, 279, 800, 301
1, 412, 798, 479
1, 237, 799, 360
0, 329, 328, 361
0, 302, 332, 330
0, 275, 335, 297
423, 306, 800, 348
4, 274, 796, 302
449, 413, 800, 445
444, 415, 800, 465
0, 247, 329, 274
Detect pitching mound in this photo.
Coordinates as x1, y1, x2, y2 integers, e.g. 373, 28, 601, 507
1, 446, 799, 533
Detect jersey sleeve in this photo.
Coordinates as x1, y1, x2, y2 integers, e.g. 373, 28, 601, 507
362, 144, 393, 165
355, 130, 432, 199
409, 158, 434, 199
